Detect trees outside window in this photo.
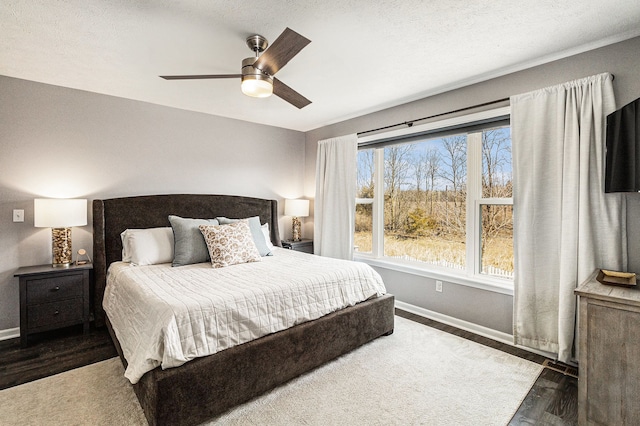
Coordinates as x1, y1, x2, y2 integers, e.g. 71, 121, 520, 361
355, 122, 513, 280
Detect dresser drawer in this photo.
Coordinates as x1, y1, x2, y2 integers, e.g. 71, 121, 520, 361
26, 273, 84, 305
27, 298, 84, 329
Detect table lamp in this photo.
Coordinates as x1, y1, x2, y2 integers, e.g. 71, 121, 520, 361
34, 198, 87, 267
284, 199, 309, 242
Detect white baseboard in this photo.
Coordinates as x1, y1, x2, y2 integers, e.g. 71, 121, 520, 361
0, 327, 20, 341
395, 300, 556, 360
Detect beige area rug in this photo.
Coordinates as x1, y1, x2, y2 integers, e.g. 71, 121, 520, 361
0, 317, 542, 426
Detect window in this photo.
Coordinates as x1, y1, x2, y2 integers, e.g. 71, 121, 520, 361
478, 127, 513, 279
355, 109, 513, 282
355, 149, 375, 254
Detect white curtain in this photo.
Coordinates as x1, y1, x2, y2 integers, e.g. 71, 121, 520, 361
511, 73, 627, 362
314, 134, 358, 259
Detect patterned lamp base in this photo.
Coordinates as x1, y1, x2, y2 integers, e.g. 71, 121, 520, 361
52, 227, 73, 267
292, 216, 302, 242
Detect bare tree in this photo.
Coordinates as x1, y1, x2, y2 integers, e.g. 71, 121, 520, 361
482, 128, 512, 198
438, 135, 467, 234
357, 149, 375, 198
384, 144, 414, 232
412, 154, 424, 205
423, 148, 441, 216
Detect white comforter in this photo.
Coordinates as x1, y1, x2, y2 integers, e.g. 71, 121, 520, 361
104, 248, 386, 383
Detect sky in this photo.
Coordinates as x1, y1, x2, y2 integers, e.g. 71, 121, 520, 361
357, 126, 512, 193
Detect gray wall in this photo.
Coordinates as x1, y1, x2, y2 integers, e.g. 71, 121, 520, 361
305, 36, 640, 335
0, 76, 305, 331
2, 36, 639, 336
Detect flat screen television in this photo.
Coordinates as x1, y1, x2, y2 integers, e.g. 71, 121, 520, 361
605, 97, 640, 193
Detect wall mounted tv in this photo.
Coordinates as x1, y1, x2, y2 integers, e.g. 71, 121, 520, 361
605, 97, 640, 193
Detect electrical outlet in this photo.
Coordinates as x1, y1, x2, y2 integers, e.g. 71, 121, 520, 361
13, 209, 24, 223
436, 280, 443, 292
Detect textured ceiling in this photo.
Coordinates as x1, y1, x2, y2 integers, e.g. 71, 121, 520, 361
2, 1, 639, 132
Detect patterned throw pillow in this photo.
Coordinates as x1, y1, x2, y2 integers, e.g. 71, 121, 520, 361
199, 222, 261, 268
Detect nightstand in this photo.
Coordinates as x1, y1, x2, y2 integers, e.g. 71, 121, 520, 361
15, 263, 91, 348
282, 239, 314, 254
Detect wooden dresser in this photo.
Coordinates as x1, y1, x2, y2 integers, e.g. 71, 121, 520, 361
575, 270, 640, 425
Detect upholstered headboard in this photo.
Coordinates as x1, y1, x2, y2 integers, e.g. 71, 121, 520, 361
92, 194, 281, 327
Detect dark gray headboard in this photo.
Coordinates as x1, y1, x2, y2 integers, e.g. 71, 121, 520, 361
92, 194, 281, 327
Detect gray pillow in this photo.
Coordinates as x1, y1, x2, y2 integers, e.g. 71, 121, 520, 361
169, 215, 219, 266
216, 216, 272, 256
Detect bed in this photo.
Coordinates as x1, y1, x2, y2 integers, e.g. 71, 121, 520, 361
93, 194, 395, 426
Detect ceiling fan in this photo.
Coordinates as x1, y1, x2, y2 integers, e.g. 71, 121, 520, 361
160, 27, 312, 109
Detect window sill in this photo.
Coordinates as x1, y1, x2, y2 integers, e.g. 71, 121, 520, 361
354, 254, 514, 296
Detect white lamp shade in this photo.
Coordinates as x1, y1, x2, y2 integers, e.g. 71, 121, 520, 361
284, 199, 309, 217
34, 199, 88, 228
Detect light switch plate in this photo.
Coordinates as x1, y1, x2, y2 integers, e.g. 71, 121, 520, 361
13, 209, 24, 222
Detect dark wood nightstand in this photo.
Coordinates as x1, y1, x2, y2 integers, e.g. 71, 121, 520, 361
15, 263, 91, 348
282, 239, 314, 254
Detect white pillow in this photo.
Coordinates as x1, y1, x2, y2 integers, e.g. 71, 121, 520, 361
120, 227, 174, 266
261, 223, 275, 250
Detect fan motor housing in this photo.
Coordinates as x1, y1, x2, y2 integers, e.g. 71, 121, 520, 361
241, 57, 273, 82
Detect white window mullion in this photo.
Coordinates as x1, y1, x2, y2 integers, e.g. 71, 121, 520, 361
479, 198, 513, 205
466, 131, 483, 276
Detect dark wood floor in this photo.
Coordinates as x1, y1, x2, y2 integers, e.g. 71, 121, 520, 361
0, 324, 117, 390
0, 312, 577, 425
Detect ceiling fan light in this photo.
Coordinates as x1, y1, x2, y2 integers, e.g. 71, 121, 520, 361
241, 76, 273, 98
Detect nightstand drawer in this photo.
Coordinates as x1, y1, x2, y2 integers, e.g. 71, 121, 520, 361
282, 240, 314, 254
27, 298, 84, 329
26, 274, 84, 304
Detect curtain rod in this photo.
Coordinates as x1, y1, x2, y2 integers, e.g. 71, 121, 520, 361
357, 73, 616, 137
357, 98, 509, 136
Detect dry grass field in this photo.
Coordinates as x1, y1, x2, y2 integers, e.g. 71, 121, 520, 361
354, 232, 513, 278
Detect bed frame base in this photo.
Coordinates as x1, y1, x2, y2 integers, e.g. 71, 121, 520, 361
94, 195, 395, 426
109, 294, 394, 426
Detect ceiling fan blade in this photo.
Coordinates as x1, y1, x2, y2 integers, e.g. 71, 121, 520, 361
160, 74, 241, 80
273, 78, 311, 109
253, 28, 311, 76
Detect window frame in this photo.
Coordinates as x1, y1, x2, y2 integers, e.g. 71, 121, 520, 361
355, 107, 513, 294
